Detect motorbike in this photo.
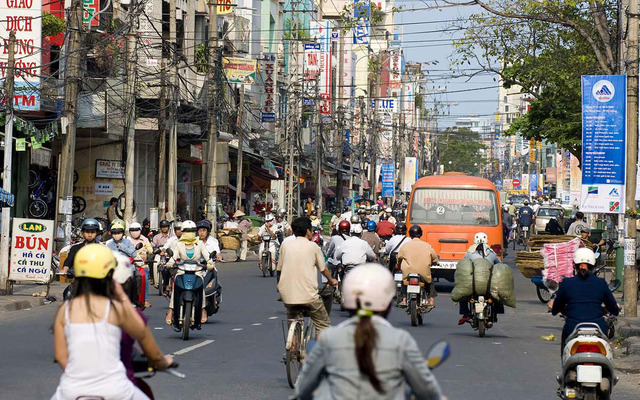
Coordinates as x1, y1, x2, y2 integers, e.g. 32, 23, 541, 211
203, 259, 222, 317
518, 225, 531, 246
312, 226, 323, 247
378, 240, 388, 266
468, 294, 496, 337
170, 259, 208, 340
260, 234, 275, 277
392, 264, 404, 307
132, 350, 184, 399
148, 250, 170, 296
558, 322, 616, 400
336, 263, 357, 311
404, 273, 429, 326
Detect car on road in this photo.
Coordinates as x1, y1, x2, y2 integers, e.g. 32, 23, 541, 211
534, 205, 566, 234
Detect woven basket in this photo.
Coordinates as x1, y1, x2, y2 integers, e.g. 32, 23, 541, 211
220, 236, 240, 250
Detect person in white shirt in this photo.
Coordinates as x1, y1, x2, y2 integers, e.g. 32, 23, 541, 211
385, 222, 409, 270
385, 207, 397, 225
258, 214, 280, 272
197, 220, 222, 261
161, 222, 182, 252
334, 224, 376, 266
326, 220, 351, 271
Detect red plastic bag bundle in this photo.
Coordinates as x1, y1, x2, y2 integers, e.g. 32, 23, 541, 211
540, 237, 584, 285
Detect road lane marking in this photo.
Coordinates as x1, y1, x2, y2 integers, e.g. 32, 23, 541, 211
170, 339, 215, 356
252, 323, 263, 326
268, 317, 278, 320
232, 328, 243, 331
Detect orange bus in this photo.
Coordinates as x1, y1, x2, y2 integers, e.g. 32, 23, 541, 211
406, 173, 503, 282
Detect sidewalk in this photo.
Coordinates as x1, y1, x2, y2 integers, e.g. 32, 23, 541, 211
0, 281, 65, 313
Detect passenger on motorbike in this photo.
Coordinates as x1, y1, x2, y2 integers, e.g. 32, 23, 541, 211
384, 222, 409, 271
310, 210, 323, 230
152, 220, 172, 249
51, 245, 151, 400
334, 224, 376, 267
61, 218, 101, 275
376, 214, 395, 241
384, 207, 397, 225
362, 220, 381, 253
397, 225, 438, 308
457, 232, 502, 325
128, 222, 154, 308
106, 222, 138, 259
165, 220, 213, 325
551, 248, 619, 353
161, 221, 182, 252
326, 221, 351, 274
196, 219, 222, 260
275, 212, 292, 242
294, 263, 444, 400
258, 214, 279, 272
516, 200, 534, 240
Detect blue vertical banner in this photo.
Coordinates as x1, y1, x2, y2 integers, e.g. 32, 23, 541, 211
529, 174, 538, 196
381, 163, 395, 198
580, 75, 626, 213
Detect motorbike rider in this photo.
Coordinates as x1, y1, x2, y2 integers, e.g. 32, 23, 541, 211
152, 220, 172, 249
365, 205, 379, 223
310, 210, 323, 230
61, 218, 102, 275
551, 248, 619, 353
196, 219, 222, 260
275, 211, 292, 242
277, 217, 338, 334
362, 220, 381, 253
385, 207, 397, 224
330, 209, 344, 235
165, 220, 213, 325
385, 222, 409, 270
106, 221, 138, 258
294, 263, 444, 400
162, 221, 182, 252
516, 200, 534, 240
335, 224, 376, 267
128, 222, 154, 308
357, 207, 367, 226
326, 220, 351, 275
397, 225, 438, 309
502, 205, 513, 254
457, 232, 502, 325
376, 213, 395, 241
258, 213, 279, 272
505, 200, 516, 216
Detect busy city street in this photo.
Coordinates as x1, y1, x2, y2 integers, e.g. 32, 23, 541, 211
1, 250, 638, 400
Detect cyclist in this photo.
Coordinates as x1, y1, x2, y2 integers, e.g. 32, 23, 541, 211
362, 220, 381, 253
61, 218, 102, 275
335, 224, 376, 266
397, 225, 438, 308
106, 221, 138, 259
51, 244, 152, 400
152, 220, 172, 249
326, 220, 351, 274
385, 222, 409, 270
277, 217, 338, 333
258, 214, 279, 273
294, 263, 444, 400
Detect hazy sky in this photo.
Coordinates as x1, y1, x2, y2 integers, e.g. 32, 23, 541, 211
396, 1, 499, 127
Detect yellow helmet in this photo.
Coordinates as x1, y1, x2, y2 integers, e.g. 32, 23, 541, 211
73, 244, 117, 279
110, 221, 126, 232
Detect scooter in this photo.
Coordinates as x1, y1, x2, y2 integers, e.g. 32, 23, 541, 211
203, 259, 222, 317
404, 273, 429, 326
392, 264, 404, 307
336, 263, 357, 311
558, 322, 617, 400
131, 350, 184, 400
259, 234, 275, 277
148, 250, 170, 296
170, 259, 208, 340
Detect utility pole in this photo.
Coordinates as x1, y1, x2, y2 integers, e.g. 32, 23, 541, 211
123, 9, 138, 224
235, 87, 245, 210
57, 0, 83, 247
0, 31, 16, 292
167, 0, 178, 220
624, 0, 639, 317
316, 101, 323, 214
157, 60, 167, 219
286, 0, 300, 220
335, 22, 345, 211
206, 1, 220, 223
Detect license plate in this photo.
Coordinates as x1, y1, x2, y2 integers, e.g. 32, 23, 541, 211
577, 365, 602, 383
436, 261, 457, 269
407, 285, 421, 294
474, 303, 485, 313
394, 273, 403, 281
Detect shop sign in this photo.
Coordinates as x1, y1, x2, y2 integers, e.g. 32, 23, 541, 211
95, 159, 125, 179
9, 218, 54, 283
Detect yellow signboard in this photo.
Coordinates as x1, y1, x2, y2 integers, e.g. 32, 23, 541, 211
223, 57, 257, 84
217, 0, 234, 15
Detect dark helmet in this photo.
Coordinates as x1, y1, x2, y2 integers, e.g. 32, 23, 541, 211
380, 213, 388, 221
81, 218, 100, 232
159, 219, 171, 228
197, 219, 213, 232
338, 220, 351, 234
366, 220, 377, 232
409, 225, 423, 239
395, 222, 407, 235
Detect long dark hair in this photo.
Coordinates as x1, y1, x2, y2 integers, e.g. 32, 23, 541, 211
69, 270, 117, 320
354, 309, 385, 394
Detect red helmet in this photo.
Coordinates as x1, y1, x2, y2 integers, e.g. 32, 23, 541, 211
338, 220, 351, 234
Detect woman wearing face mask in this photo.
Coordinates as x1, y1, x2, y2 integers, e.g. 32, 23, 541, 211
106, 222, 137, 259
128, 222, 154, 308
165, 220, 211, 325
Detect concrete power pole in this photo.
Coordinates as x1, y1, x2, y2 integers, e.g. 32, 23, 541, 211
624, 0, 639, 317
0, 31, 16, 292
166, 0, 178, 220
235, 87, 245, 210
286, 0, 301, 221
206, 2, 220, 223
123, 10, 138, 224
335, 22, 345, 211
157, 60, 167, 219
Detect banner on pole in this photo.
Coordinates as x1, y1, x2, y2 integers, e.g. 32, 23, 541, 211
580, 75, 626, 213
402, 157, 418, 192
381, 163, 395, 197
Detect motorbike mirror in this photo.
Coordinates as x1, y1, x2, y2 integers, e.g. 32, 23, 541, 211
153, 248, 162, 255
165, 249, 173, 258
608, 278, 622, 292
135, 243, 143, 250
425, 340, 451, 370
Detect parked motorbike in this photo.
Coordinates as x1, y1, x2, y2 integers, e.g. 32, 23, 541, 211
468, 294, 496, 337
260, 234, 275, 277
404, 273, 429, 326
558, 322, 616, 400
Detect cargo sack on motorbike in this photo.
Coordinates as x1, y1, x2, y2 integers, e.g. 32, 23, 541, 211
451, 258, 492, 301
489, 263, 516, 308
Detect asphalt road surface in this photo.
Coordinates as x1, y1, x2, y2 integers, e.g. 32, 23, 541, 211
0, 249, 637, 400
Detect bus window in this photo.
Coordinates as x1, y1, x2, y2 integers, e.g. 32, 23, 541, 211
409, 188, 499, 227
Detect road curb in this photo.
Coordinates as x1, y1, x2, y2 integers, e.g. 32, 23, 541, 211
1, 295, 60, 313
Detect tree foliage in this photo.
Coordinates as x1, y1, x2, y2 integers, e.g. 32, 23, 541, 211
438, 128, 486, 175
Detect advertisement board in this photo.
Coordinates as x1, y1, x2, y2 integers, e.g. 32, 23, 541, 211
402, 157, 418, 192
381, 163, 395, 198
580, 76, 625, 213
95, 159, 125, 179
9, 218, 54, 283
260, 54, 277, 122
223, 58, 257, 84
311, 20, 333, 116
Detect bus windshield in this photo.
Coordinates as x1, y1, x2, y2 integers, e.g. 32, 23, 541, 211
410, 188, 499, 226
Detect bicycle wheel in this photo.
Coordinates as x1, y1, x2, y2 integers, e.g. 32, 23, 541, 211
28, 170, 39, 188
72, 196, 86, 214
28, 199, 48, 218
536, 286, 552, 303
286, 322, 303, 388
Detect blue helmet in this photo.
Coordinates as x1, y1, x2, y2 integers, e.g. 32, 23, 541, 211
366, 220, 377, 232
81, 218, 100, 232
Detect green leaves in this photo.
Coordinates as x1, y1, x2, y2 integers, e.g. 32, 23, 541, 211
438, 128, 486, 175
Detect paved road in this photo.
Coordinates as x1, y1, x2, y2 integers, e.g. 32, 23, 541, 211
0, 250, 637, 400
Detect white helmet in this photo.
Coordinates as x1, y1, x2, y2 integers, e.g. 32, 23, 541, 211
129, 222, 142, 231
265, 214, 275, 222
573, 248, 596, 266
112, 252, 134, 284
474, 232, 488, 245
385, 207, 392, 213
181, 220, 197, 232
342, 263, 396, 312
350, 223, 363, 235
